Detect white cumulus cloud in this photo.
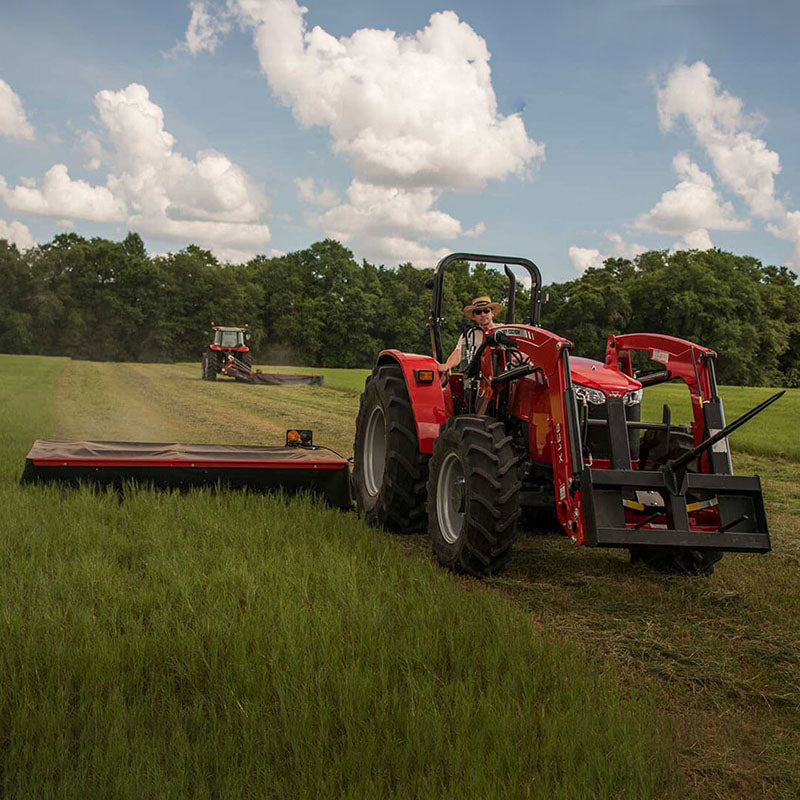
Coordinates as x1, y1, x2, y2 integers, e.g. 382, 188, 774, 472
658, 62, 783, 220
191, 0, 543, 263
605, 232, 648, 260
0, 218, 35, 249
673, 228, 714, 252
234, 2, 543, 190
568, 246, 604, 275
0, 83, 271, 260
171, 1, 232, 55
634, 152, 748, 236
767, 211, 800, 268
567, 233, 647, 275
0, 79, 35, 140
658, 61, 800, 265
295, 177, 339, 208
313, 181, 468, 266
0, 165, 126, 222
575, 63, 800, 268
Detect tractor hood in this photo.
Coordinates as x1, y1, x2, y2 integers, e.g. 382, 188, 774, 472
569, 356, 641, 394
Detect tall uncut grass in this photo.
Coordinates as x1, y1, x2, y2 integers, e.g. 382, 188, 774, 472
0, 355, 678, 798
642, 382, 797, 460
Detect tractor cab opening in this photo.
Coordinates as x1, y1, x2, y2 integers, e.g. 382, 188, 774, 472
212, 326, 248, 350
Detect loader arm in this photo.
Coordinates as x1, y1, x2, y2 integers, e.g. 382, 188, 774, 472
605, 333, 730, 473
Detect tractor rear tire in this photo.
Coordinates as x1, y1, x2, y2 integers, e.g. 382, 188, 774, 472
241, 351, 253, 373
352, 362, 429, 533
201, 350, 217, 381
428, 415, 522, 577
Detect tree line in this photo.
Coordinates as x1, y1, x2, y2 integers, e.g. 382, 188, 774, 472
1, 232, 798, 386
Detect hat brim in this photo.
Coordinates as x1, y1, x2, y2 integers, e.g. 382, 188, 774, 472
463, 302, 502, 319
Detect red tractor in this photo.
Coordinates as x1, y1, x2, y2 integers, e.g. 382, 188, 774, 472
352, 253, 778, 576
202, 324, 252, 380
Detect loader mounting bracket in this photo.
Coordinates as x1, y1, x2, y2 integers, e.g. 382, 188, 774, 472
580, 467, 771, 553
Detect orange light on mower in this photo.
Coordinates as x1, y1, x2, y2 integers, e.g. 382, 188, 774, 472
286, 429, 313, 447
414, 369, 435, 384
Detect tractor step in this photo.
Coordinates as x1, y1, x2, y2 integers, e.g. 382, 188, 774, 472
22, 439, 351, 509
580, 467, 770, 553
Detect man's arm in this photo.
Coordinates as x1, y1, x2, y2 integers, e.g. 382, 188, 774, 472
438, 332, 467, 373
439, 344, 462, 373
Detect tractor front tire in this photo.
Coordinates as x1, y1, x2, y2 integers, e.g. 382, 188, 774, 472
352, 362, 429, 533
629, 428, 723, 576
428, 416, 522, 577
201, 350, 217, 381
628, 545, 722, 576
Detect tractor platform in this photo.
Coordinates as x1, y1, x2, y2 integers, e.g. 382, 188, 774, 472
22, 439, 351, 509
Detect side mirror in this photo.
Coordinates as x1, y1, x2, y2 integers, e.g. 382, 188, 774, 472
424, 277, 435, 290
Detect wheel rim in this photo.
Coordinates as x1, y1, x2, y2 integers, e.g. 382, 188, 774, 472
436, 451, 466, 544
363, 405, 387, 496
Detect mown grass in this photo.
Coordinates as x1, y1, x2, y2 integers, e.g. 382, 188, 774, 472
57, 361, 358, 456
478, 451, 800, 799
0, 354, 677, 799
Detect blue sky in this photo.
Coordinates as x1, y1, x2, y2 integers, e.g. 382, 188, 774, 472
0, 0, 798, 281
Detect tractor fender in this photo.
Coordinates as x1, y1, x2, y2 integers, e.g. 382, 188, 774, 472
375, 350, 452, 454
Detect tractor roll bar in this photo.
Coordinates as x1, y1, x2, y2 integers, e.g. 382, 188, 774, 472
428, 253, 543, 362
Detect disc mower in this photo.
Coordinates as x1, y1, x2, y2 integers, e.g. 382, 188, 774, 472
352, 253, 780, 576
202, 324, 323, 386
22, 430, 351, 509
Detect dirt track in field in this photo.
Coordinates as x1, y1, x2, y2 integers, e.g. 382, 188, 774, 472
53, 361, 359, 456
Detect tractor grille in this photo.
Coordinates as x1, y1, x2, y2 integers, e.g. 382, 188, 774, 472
585, 401, 641, 461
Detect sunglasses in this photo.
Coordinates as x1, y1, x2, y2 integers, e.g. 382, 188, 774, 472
473, 307, 492, 315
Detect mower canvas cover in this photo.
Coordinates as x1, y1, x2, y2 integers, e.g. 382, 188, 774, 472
22, 439, 351, 509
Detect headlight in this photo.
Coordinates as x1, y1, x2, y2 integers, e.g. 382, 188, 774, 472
623, 388, 643, 406
574, 384, 606, 405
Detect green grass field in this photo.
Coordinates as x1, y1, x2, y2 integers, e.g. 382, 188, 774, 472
0, 355, 676, 799
1, 354, 799, 798
640, 381, 798, 461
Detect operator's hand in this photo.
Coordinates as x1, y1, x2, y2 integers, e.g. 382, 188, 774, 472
436, 363, 450, 374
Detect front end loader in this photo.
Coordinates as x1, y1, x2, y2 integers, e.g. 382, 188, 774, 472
352, 253, 778, 576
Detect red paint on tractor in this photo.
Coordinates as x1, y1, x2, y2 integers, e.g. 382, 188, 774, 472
376, 350, 452, 454
32, 458, 344, 470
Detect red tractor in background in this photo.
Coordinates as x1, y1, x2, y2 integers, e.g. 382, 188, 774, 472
352, 253, 778, 576
202, 324, 252, 381
201, 323, 324, 386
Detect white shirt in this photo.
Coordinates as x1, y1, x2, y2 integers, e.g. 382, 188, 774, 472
456, 324, 495, 372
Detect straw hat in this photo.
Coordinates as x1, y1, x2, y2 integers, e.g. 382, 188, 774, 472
463, 296, 502, 319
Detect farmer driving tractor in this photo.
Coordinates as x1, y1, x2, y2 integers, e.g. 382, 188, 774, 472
438, 296, 502, 376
